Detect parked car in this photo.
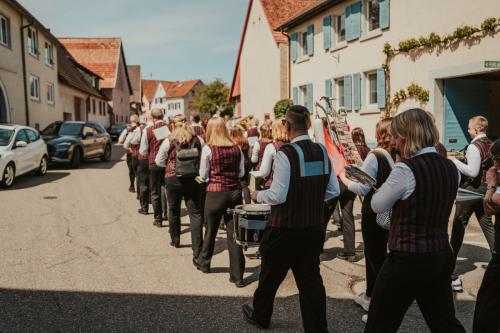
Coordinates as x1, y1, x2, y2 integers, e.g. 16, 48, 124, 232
42, 121, 112, 168
0, 124, 48, 188
108, 124, 127, 141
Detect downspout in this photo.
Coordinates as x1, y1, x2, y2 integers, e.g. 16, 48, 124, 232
20, 16, 33, 126
279, 29, 291, 100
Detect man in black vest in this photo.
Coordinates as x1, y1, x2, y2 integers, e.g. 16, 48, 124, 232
243, 105, 340, 333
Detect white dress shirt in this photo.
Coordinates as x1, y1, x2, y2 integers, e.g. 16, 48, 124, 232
452, 133, 486, 178
347, 152, 380, 197
372, 147, 461, 213
198, 145, 245, 181
251, 141, 261, 164
118, 129, 128, 144
123, 127, 141, 150
256, 135, 340, 205
138, 121, 169, 156
252, 142, 279, 178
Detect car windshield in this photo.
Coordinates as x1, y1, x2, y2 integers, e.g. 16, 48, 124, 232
59, 123, 83, 136
0, 129, 14, 146
111, 125, 124, 131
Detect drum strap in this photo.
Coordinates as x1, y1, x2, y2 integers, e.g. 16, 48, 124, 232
289, 143, 330, 177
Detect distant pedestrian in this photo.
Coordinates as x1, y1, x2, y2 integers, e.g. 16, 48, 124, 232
351, 127, 371, 161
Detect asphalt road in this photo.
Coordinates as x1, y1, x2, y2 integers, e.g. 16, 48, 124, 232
0, 144, 492, 332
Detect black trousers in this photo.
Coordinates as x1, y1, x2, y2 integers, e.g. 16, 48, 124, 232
198, 190, 245, 281
149, 165, 165, 221
365, 248, 465, 333
241, 172, 251, 204
473, 253, 500, 333
126, 154, 137, 189
361, 211, 388, 297
137, 159, 150, 212
165, 176, 203, 256
324, 183, 356, 253
252, 225, 328, 333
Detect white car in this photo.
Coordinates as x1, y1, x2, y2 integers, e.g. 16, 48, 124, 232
0, 124, 48, 188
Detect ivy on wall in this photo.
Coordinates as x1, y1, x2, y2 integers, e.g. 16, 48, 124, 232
382, 17, 500, 117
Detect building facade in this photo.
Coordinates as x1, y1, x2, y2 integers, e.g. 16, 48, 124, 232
280, 0, 500, 147
151, 80, 203, 119
141, 79, 160, 115
128, 65, 142, 115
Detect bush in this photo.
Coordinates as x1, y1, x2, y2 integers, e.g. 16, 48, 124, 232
273, 99, 292, 118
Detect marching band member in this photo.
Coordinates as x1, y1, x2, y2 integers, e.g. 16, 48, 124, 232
250, 125, 272, 169
473, 139, 500, 333
364, 108, 465, 333
119, 118, 138, 193
123, 115, 141, 198
136, 117, 150, 215
139, 109, 170, 227
230, 125, 252, 204
351, 127, 371, 161
156, 116, 203, 253
191, 111, 205, 140
194, 117, 247, 288
340, 118, 393, 315
244, 105, 340, 332
247, 118, 260, 139
449, 116, 494, 292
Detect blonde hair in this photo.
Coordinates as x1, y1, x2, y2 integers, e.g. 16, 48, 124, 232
206, 117, 234, 147
230, 126, 249, 151
375, 118, 393, 150
272, 119, 289, 142
469, 116, 488, 132
169, 122, 194, 145
391, 108, 438, 158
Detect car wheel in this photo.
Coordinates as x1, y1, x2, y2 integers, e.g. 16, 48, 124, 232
101, 144, 112, 162
36, 155, 48, 176
1, 163, 15, 188
70, 147, 82, 169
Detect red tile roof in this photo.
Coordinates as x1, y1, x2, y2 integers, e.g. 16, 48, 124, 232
163, 80, 202, 99
58, 37, 131, 92
142, 80, 160, 103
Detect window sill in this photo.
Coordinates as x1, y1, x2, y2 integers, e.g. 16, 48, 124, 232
359, 29, 383, 43
47, 101, 55, 106
330, 42, 347, 53
0, 42, 11, 50
295, 57, 311, 64
45, 62, 54, 69
30, 97, 40, 103
28, 51, 39, 60
359, 108, 382, 115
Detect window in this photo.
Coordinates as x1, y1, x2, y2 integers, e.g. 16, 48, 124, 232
367, 0, 380, 31
337, 14, 346, 43
15, 129, 28, 143
44, 42, 54, 66
301, 32, 308, 56
46, 82, 55, 104
336, 79, 345, 108
29, 75, 40, 100
103, 102, 107, 114
366, 72, 378, 107
0, 14, 10, 47
99, 101, 102, 115
27, 27, 38, 56
26, 129, 39, 142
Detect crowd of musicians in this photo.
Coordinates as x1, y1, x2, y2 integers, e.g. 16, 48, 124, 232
118, 106, 499, 333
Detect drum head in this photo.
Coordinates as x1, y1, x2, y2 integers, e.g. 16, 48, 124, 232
242, 204, 271, 212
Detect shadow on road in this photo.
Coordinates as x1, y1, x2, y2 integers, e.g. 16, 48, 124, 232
49, 144, 127, 171
0, 171, 70, 191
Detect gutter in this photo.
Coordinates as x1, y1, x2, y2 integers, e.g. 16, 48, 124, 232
277, 0, 344, 31
20, 16, 32, 126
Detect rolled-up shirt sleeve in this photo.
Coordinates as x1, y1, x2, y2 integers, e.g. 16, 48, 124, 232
118, 129, 128, 144
155, 139, 171, 167
453, 144, 481, 178
254, 144, 276, 178
199, 145, 211, 180
251, 141, 260, 164
139, 128, 149, 156
256, 151, 290, 205
325, 168, 340, 201
348, 153, 379, 197
371, 164, 414, 214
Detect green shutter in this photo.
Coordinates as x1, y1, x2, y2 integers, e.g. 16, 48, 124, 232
291, 32, 298, 62
344, 75, 352, 111
306, 84, 314, 112
293, 87, 299, 105
346, 2, 362, 42
380, 0, 390, 29
377, 68, 386, 108
353, 73, 362, 111
307, 24, 314, 56
323, 16, 332, 50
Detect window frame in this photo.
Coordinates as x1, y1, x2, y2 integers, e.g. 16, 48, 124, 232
44, 42, 54, 67
335, 78, 345, 110
366, 0, 381, 33
29, 74, 40, 101
27, 27, 39, 57
46, 82, 55, 105
365, 71, 378, 110
336, 13, 346, 44
0, 13, 10, 48
92, 99, 96, 114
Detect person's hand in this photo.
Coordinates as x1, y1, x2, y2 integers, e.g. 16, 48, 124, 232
251, 191, 259, 203
486, 166, 498, 186
339, 172, 349, 185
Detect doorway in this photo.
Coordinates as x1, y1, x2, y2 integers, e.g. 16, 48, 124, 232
74, 97, 82, 121
0, 80, 9, 123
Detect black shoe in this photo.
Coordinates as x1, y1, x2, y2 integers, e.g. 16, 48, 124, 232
230, 277, 246, 288
153, 220, 162, 228
163, 215, 168, 221
129, 186, 135, 193
192, 257, 200, 270
200, 266, 211, 274
242, 304, 269, 329
137, 208, 148, 215
170, 240, 180, 248
337, 252, 356, 262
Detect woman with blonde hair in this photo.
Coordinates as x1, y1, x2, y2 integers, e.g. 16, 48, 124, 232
156, 119, 203, 254
194, 117, 246, 287
364, 109, 465, 332
252, 119, 290, 188
339, 118, 394, 317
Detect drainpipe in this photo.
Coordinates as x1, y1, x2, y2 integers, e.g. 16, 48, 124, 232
279, 29, 291, 100
20, 16, 33, 126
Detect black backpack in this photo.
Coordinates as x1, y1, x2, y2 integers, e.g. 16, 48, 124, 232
174, 139, 200, 178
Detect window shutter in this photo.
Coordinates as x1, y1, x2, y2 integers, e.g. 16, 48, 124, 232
344, 75, 352, 111
291, 32, 298, 62
346, 2, 362, 42
6, 17, 11, 48
293, 87, 299, 105
353, 73, 362, 111
306, 84, 314, 112
325, 79, 332, 98
307, 24, 314, 56
377, 68, 386, 108
380, 0, 390, 30
323, 16, 332, 50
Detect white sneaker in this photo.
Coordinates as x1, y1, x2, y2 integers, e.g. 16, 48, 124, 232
362, 314, 368, 323
354, 292, 371, 312
452, 277, 463, 292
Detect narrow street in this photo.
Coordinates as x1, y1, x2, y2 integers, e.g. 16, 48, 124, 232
0, 145, 489, 332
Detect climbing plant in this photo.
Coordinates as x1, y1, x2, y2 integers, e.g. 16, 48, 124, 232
382, 17, 500, 117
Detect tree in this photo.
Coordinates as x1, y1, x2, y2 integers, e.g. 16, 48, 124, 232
273, 99, 292, 118
193, 79, 233, 117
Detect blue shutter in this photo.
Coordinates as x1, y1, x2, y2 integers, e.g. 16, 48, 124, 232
307, 24, 314, 56
353, 73, 362, 111
291, 32, 298, 62
345, 6, 352, 41
346, 2, 362, 42
323, 16, 332, 50
306, 84, 314, 112
377, 68, 386, 108
325, 79, 333, 111
380, 0, 390, 29
293, 87, 299, 105
344, 75, 352, 111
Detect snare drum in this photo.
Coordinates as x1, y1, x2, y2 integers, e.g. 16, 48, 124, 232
228, 204, 270, 249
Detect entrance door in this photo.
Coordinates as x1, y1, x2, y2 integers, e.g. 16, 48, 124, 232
0, 82, 8, 123
74, 97, 82, 121
444, 78, 490, 151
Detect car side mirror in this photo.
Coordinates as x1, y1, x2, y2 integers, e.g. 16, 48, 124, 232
15, 141, 28, 148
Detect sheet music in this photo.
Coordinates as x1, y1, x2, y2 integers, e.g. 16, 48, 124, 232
153, 127, 169, 141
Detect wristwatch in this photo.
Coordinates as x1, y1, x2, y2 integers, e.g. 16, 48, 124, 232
487, 184, 497, 191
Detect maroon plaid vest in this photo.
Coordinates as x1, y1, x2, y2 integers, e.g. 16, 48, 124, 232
255, 140, 270, 171
471, 136, 492, 185
247, 127, 259, 137
147, 121, 167, 165
265, 141, 285, 188
165, 137, 202, 178
138, 125, 149, 161
207, 145, 241, 192
389, 152, 458, 253
193, 125, 205, 139
268, 140, 331, 229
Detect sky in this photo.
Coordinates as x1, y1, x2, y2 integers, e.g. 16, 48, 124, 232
20, 0, 248, 84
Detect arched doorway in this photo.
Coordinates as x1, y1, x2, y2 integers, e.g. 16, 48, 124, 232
0, 80, 9, 123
